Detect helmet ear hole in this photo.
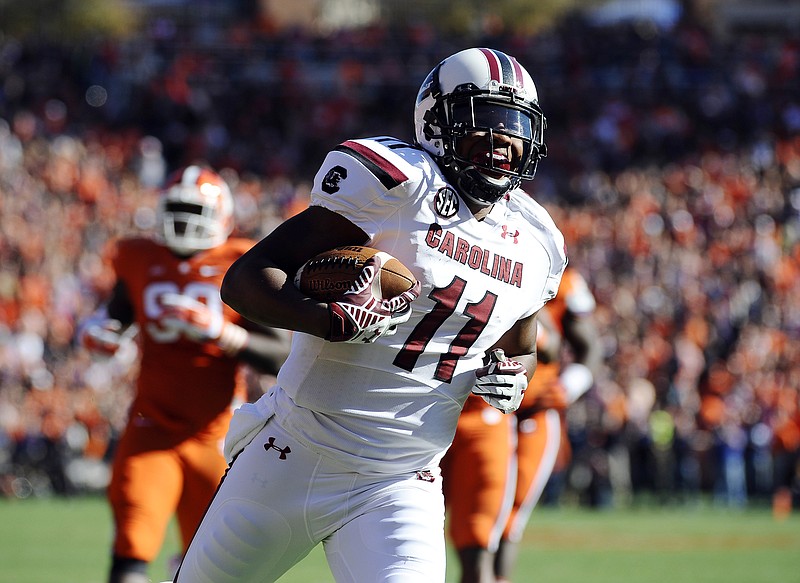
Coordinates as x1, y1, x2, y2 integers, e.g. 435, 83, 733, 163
422, 110, 439, 140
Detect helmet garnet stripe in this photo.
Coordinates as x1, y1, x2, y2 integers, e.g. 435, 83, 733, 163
478, 48, 525, 90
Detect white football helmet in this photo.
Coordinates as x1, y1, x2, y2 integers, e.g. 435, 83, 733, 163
414, 47, 547, 205
157, 165, 234, 255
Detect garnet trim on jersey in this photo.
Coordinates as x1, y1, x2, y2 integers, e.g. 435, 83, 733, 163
334, 141, 408, 190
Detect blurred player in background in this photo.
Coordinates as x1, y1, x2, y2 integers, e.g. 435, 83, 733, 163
495, 265, 601, 582
443, 265, 601, 582
172, 48, 566, 582
79, 165, 291, 583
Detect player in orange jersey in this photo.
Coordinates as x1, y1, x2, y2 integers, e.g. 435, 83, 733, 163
79, 166, 290, 583
443, 266, 602, 583
441, 394, 522, 583
441, 307, 560, 583
496, 266, 602, 582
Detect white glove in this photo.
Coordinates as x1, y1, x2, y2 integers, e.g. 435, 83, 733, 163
472, 348, 528, 414
80, 319, 125, 357
327, 254, 420, 343
159, 293, 249, 354
560, 362, 594, 404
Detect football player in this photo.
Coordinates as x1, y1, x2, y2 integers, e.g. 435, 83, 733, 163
79, 166, 291, 583
495, 266, 602, 583
173, 48, 566, 583
443, 266, 602, 582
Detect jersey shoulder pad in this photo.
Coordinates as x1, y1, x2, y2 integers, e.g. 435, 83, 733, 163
508, 191, 567, 263
315, 136, 424, 195
115, 236, 158, 255
507, 189, 556, 229
113, 237, 163, 271
111, 239, 169, 296
199, 237, 256, 266
310, 137, 430, 237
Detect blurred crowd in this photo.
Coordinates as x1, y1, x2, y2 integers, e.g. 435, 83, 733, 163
0, 8, 798, 510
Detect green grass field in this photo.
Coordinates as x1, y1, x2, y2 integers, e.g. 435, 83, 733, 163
0, 496, 797, 583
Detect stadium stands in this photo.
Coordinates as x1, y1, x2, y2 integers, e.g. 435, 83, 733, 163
0, 8, 797, 510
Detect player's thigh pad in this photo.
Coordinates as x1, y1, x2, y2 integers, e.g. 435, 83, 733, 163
324, 471, 446, 582
176, 421, 327, 583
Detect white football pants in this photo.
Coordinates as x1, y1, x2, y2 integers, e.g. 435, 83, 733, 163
175, 416, 446, 582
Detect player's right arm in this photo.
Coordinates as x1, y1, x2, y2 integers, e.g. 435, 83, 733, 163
222, 140, 421, 343
221, 205, 370, 338
559, 270, 602, 403
78, 280, 137, 357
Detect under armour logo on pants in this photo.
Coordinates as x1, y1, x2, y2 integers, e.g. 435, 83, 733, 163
264, 437, 291, 459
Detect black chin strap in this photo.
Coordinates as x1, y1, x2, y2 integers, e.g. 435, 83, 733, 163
458, 167, 511, 206
439, 157, 513, 206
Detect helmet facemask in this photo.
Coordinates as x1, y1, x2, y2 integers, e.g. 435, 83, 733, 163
157, 167, 234, 256
428, 89, 546, 206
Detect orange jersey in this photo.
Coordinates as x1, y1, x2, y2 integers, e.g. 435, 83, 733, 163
112, 237, 255, 439
445, 268, 595, 555
519, 268, 593, 414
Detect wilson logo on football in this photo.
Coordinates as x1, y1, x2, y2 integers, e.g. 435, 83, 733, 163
295, 246, 416, 303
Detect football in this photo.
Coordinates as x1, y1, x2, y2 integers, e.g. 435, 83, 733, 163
294, 245, 416, 303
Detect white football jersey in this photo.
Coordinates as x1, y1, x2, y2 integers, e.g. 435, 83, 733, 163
275, 136, 567, 474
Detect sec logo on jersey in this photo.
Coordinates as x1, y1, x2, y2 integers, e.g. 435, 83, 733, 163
434, 186, 459, 218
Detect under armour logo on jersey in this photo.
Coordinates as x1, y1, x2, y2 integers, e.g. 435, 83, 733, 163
322, 165, 348, 194
501, 225, 519, 244
434, 187, 459, 218
264, 437, 291, 460
416, 470, 436, 483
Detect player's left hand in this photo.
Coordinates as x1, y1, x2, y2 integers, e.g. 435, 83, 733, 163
159, 293, 249, 354
159, 293, 224, 341
80, 319, 125, 357
472, 348, 528, 414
